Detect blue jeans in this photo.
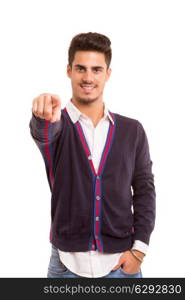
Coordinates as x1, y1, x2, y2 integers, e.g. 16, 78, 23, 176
47, 245, 142, 278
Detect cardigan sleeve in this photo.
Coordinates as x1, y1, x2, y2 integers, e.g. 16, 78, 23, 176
29, 111, 63, 191
29, 111, 63, 144
131, 121, 156, 245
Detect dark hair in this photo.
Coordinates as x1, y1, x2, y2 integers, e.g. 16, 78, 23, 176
68, 32, 112, 69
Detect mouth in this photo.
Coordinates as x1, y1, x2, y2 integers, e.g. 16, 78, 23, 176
80, 84, 95, 93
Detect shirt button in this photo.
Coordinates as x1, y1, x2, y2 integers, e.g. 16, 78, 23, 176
96, 217, 99, 221
96, 196, 100, 200
88, 155, 92, 160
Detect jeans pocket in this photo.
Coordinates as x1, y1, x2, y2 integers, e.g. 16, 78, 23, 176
48, 260, 69, 275
48, 268, 69, 275
48, 244, 70, 275
119, 266, 141, 277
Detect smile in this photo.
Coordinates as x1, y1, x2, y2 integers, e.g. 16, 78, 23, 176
80, 85, 95, 92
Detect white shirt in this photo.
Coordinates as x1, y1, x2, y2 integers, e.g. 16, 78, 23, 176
58, 99, 147, 278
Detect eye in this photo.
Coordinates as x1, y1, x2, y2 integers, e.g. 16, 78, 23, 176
78, 66, 84, 72
93, 68, 101, 73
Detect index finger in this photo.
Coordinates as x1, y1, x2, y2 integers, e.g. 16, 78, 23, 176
43, 95, 52, 120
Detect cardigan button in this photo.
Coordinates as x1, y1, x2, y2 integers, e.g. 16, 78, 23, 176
96, 217, 99, 221
88, 155, 92, 160
96, 196, 100, 200
97, 176, 100, 179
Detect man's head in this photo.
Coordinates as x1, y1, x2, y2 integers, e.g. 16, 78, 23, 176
67, 32, 112, 105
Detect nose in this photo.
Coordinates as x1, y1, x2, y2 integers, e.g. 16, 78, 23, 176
82, 70, 94, 83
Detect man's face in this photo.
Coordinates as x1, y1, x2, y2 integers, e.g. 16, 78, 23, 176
67, 51, 111, 104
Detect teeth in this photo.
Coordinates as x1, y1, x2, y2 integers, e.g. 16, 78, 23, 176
81, 85, 94, 91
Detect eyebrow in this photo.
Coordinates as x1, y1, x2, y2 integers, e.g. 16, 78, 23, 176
74, 64, 104, 70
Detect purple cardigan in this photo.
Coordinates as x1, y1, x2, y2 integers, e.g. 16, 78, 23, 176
29, 107, 156, 253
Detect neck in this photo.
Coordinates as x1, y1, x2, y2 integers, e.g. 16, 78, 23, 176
71, 97, 105, 127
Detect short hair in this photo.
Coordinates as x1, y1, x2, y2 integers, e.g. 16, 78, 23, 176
68, 32, 112, 69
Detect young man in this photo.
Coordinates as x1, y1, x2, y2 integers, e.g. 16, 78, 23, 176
29, 32, 156, 278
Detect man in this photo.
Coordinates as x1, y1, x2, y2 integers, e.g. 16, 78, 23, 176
29, 32, 156, 278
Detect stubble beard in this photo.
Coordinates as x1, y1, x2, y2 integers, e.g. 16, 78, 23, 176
75, 95, 100, 105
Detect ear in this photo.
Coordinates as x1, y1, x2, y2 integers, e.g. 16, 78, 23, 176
67, 64, 72, 78
105, 67, 112, 82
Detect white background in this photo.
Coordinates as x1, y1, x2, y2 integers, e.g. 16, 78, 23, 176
0, 0, 184, 277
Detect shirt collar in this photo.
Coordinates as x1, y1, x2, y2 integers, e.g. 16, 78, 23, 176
65, 98, 114, 125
